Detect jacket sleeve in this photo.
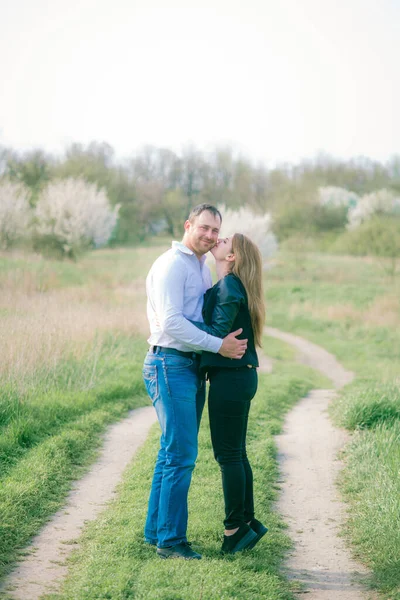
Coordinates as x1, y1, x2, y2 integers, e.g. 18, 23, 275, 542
190, 276, 245, 338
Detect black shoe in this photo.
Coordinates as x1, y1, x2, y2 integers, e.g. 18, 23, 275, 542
221, 523, 257, 554
246, 518, 268, 549
157, 542, 202, 560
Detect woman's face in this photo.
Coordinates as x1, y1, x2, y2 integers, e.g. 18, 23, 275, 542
210, 236, 233, 261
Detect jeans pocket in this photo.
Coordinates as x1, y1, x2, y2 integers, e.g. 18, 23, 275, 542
164, 355, 194, 370
143, 364, 159, 405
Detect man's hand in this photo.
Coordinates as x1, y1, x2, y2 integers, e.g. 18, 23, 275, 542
219, 328, 248, 359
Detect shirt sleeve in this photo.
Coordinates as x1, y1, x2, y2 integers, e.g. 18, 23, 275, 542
190, 276, 244, 338
152, 257, 222, 353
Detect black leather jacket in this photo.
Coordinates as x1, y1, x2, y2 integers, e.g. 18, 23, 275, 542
191, 273, 259, 371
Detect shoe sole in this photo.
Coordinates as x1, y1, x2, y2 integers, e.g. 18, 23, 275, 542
246, 526, 268, 550
157, 553, 201, 560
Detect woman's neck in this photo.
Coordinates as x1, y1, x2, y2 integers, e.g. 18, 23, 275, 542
215, 261, 232, 280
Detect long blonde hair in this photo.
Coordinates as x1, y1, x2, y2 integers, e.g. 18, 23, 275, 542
231, 233, 266, 347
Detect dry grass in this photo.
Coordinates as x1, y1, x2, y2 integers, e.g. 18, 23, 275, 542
2, 246, 399, 385
0, 245, 175, 385
363, 295, 400, 327
0, 262, 66, 295
0, 243, 168, 385
0, 278, 149, 383
289, 294, 400, 329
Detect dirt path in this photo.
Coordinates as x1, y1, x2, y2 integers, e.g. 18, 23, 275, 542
0, 406, 157, 600
1, 329, 375, 600
265, 327, 376, 599
0, 350, 273, 600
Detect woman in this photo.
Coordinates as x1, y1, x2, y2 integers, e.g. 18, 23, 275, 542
192, 233, 268, 554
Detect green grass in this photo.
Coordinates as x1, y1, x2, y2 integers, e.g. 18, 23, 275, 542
0, 253, 86, 289
0, 334, 150, 579
338, 421, 400, 595
267, 252, 400, 379
265, 250, 400, 598
261, 333, 297, 363
0, 243, 170, 581
331, 382, 400, 431
46, 352, 326, 600
2, 245, 400, 598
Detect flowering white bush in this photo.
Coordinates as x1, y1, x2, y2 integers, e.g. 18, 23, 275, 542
0, 180, 31, 249
318, 186, 359, 209
217, 204, 278, 260
347, 189, 400, 230
34, 178, 119, 256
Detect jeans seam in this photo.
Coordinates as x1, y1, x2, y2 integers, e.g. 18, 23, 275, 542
146, 354, 200, 547
161, 357, 179, 532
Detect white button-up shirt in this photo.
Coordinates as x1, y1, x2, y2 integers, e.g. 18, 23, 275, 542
146, 241, 222, 353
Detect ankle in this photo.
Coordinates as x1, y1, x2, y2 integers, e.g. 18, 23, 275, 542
224, 527, 239, 536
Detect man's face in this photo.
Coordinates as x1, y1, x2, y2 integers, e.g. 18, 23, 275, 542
210, 236, 233, 261
184, 210, 221, 257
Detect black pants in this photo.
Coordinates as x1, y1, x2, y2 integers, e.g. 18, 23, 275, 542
207, 367, 258, 529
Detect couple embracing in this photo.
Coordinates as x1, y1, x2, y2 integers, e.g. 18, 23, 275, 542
142, 203, 267, 559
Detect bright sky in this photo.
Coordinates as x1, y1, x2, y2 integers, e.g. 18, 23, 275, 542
0, 0, 399, 165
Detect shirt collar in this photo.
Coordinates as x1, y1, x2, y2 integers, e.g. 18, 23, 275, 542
172, 241, 207, 264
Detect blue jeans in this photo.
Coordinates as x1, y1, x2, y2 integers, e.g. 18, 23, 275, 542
142, 349, 205, 548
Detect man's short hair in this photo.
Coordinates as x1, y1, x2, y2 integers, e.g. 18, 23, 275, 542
187, 203, 222, 224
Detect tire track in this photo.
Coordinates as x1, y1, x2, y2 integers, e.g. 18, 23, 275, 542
0, 406, 157, 600
265, 327, 376, 600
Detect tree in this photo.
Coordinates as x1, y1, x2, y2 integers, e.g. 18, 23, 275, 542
343, 216, 400, 278
0, 180, 30, 249
179, 146, 207, 214
57, 142, 145, 244
56, 141, 115, 188
347, 189, 400, 229
218, 204, 277, 261
232, 158, 254, 208
34, 178, 119, 259
4, 149, 53, 205
251, 165, 272, 211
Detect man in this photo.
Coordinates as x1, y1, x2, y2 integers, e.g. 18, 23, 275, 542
142, 203, 247, 560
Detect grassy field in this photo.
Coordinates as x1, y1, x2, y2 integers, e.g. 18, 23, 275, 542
46, 340, 327, 600
266, 251, 400, 599
0, 244, 171, 578
1, 244, 399, 598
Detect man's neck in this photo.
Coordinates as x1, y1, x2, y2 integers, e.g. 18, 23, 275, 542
181, 238, 202, 261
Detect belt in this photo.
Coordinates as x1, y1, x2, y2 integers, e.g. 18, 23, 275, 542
150, 345, 201, 360
208, 365, 256, 372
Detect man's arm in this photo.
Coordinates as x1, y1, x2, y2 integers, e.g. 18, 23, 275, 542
151, 258, 222, 353
151, 258, 246, 358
